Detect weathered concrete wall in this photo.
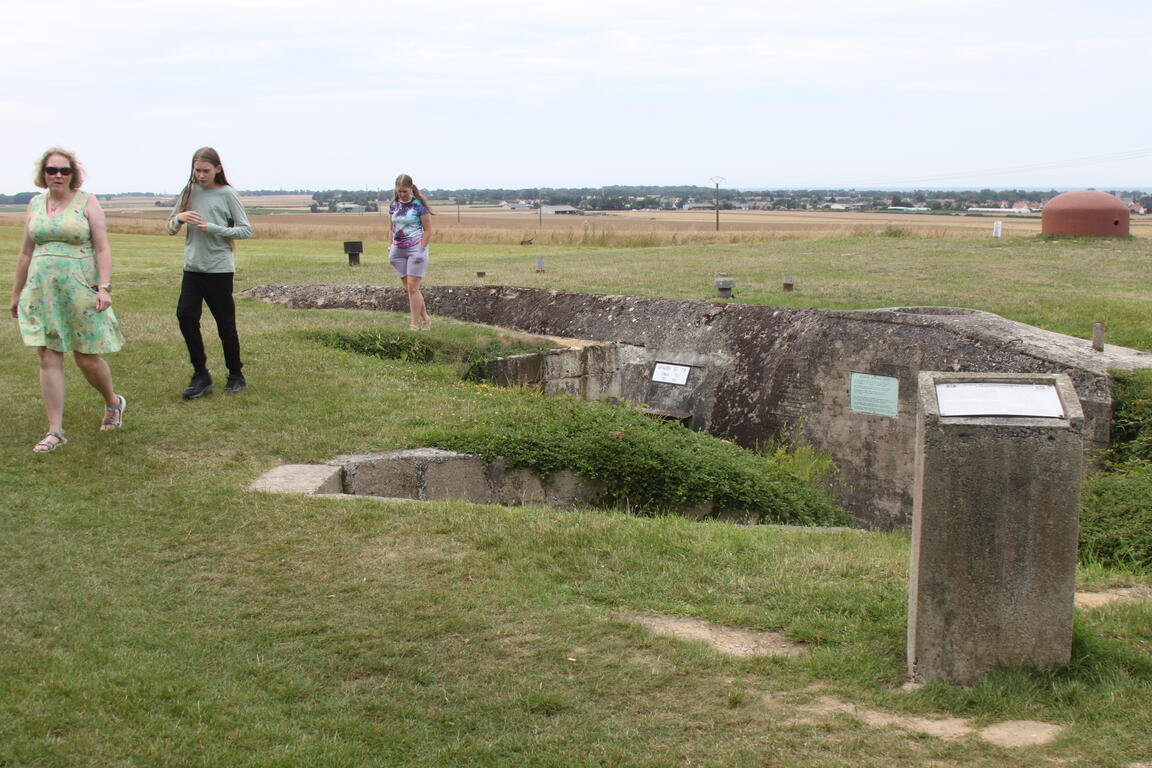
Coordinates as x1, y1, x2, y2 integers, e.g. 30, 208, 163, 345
243, 284, 1152, 528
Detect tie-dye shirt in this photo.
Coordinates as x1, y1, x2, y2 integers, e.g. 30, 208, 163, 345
389, 199, 429, 248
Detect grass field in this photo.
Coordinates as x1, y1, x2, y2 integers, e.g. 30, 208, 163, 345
2, 222, 1150, 767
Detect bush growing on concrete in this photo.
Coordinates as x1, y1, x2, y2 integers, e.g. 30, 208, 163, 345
313, 329, 553, 368
420, 393, 853, 527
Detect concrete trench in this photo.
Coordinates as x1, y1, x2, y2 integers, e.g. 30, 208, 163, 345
249, 448, 718, 517
243, 284, 1152, 528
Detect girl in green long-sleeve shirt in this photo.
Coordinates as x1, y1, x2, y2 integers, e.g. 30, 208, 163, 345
167, 147, 251, 398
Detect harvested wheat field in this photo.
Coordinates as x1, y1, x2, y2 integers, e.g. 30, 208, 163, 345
3, 201, 1149, 246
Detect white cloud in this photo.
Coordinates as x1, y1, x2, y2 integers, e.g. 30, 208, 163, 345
1, 0, 1149, 190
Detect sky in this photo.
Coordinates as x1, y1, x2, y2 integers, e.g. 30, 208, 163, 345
2, 0, 1150, 194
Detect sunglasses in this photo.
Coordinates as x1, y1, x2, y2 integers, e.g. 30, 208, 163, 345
45, 166, 74, 176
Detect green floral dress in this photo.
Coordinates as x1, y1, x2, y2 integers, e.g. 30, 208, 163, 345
18, 191, 124, 354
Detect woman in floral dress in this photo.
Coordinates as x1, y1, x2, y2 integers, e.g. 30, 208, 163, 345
9, 148, 126, 452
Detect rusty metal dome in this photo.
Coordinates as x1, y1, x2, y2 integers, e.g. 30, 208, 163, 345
1041, 190, 1130, 237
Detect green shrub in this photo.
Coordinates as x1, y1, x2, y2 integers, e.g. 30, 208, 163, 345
312, 329, 437, 362
1080, 466, 1152, 569
1078, 369, 1152, 570
1103, 369, 1152, 467
419, 393, 852, 527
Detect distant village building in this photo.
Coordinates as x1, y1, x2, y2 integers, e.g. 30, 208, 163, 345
335, 202, 366, 213
541, 205, 581, 215
500, 202, 534, 211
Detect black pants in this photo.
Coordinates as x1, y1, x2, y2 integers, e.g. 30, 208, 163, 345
177, 271, 243, 376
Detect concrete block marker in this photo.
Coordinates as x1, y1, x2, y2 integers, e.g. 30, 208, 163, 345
908, 372, 1084, 685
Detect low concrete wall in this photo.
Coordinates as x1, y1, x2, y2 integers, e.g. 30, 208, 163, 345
250, 450, 725, 517
247, 449, 615, 511
330, 448, 605, 506
244, 284, 1152, 528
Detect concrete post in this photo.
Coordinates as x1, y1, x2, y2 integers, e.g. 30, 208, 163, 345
908, 372, 1084, 685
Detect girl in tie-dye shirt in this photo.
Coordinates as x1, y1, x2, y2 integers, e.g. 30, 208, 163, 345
387, 174, 434, 330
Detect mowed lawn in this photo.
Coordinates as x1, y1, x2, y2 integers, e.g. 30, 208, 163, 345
2, 224, 1150, 768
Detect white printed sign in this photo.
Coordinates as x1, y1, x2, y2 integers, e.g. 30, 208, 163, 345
935, 382, 1064, 418
652, 362, 692, 386
851, 373, 900, 417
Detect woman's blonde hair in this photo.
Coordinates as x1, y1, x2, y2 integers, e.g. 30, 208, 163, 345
34, 147, 84, 190
392, 174, 433, 212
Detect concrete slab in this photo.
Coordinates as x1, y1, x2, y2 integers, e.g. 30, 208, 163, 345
249, 464, 344, 495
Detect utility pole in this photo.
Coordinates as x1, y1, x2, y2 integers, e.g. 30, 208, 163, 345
711, 176, 725, 231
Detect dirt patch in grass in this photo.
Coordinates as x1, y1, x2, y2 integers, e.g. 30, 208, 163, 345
765, 692, 1064, 748
1075, 586, 1152, 609
619, 612, 806, 658
619, 612, 1069, 750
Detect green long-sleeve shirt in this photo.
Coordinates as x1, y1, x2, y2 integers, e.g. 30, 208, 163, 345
167, 185, 252, 273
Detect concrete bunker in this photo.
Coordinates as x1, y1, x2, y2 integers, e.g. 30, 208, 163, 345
244, 284, 1152, 528
1041, 189, 1130, 237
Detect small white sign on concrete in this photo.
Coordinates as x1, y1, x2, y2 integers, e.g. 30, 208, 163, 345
851, 372, 900, 417
652, 362, 692, 386
935, 382, 1064, 418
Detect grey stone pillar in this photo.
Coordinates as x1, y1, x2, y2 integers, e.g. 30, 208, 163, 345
908, 372, 1084, 685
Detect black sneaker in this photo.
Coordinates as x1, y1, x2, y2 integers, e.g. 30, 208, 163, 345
223, 374, 247, 394
182, 371, 213, 399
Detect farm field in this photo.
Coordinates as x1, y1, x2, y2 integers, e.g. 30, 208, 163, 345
1, 223, 1150, 767
12, 203, 1152, 247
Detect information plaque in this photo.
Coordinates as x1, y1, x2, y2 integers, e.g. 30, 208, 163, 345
651, 362, 692, 386
850, 373, 900, 417
935, 382, 1064, 418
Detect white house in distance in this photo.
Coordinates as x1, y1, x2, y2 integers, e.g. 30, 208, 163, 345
541, 205, 581, 215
